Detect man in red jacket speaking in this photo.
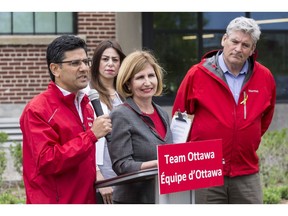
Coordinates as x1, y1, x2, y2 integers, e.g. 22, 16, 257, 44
20, 35, 112, 204
172, 16, 276, 204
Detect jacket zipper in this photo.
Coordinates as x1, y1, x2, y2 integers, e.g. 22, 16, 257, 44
82, 123, 86, 131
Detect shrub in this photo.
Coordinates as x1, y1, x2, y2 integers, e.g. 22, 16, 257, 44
263, 187, 282, 204
0, 190, 25, 204
0, 132, 25, 204
279, 185, 288, 200
258, 128, 288, 203
0, 132, 8, 143
0, 132, 8, 185
10, 142, 22, 175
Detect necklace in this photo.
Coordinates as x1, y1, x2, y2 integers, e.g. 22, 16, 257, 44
134, 100, 154, 114
142, 107, 154, 115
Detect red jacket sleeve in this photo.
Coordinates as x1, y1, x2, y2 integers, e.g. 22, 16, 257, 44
21, 107, 97, 175
261, 70, 276, 136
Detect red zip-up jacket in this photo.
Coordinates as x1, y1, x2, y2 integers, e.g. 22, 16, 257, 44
172, 50, 276, 177
20, 82, 98, 203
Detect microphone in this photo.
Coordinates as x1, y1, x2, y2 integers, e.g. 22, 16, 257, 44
88, 89, 104, 116
88, 89, 111, 142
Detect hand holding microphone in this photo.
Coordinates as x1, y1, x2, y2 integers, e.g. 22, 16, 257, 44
88, 89, 112, 142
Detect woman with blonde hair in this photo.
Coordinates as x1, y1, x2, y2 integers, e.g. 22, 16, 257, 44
108, 50, 173, 204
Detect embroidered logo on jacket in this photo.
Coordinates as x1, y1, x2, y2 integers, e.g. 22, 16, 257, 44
248, 89, 259, 93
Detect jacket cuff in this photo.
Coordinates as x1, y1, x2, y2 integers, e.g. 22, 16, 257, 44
87, 129, 98, 143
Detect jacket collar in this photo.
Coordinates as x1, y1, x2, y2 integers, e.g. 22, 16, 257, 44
124, 97, 169, 141
202, 49, 257, 68
48, 81, 90, 107
125, 97, 161, 116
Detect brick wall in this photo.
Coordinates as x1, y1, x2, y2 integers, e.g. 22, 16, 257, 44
0, 12, 116, 105
0, 45, 48, 104
78, 12, 116, 57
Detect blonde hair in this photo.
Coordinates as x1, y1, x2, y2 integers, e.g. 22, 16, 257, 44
116, 50, 164, 98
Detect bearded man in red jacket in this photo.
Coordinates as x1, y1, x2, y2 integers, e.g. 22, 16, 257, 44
172, 17, 276, 204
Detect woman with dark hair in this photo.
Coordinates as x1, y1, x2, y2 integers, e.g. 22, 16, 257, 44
90, 40, 126, 110
85, 39, 126, 204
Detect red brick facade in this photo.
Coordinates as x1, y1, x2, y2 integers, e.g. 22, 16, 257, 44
0, 12, 116, 105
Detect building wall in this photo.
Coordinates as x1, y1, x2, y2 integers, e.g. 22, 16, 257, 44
78, 12, 117, 58
0, 12, 287, 130
0, 12, 117, 106
0, 39, 48, 105
116, 12, 142, 54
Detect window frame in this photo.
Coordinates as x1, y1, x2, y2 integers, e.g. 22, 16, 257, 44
0, 12, 77, 35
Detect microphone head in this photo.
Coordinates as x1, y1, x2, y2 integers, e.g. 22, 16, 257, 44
88, 89, 100, 101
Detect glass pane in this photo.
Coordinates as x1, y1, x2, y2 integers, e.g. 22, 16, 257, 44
202, 33, 223, 54
57, 12, 73, 33
153, 12, 197, 30
147, 12, 288, 103
35, 12, 55, 33
0, 12, 11, 33
203, 12, 245, 30
257, 33, 288, 100
13, 12, 33, 33
251, 12, 288, 30
153, 33, 198, 104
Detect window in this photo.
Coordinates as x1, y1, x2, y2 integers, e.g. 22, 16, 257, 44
143, 12, 288, 104
144, 13, 200, 104
257, 32, 288, 101
251, 12, 288, 30
203, 12, 245, 30
0, 12, 75, 35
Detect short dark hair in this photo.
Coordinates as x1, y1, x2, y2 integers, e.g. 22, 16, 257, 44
46, 35, 88, 82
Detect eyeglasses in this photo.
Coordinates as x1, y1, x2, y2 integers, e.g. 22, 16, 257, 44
56, 58, 92, 67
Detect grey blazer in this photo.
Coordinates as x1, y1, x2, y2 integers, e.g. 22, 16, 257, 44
108, 97, 173, 204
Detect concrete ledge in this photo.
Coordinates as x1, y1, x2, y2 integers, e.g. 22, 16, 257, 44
0, 35, 87, 45
0, 104, 25, 119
